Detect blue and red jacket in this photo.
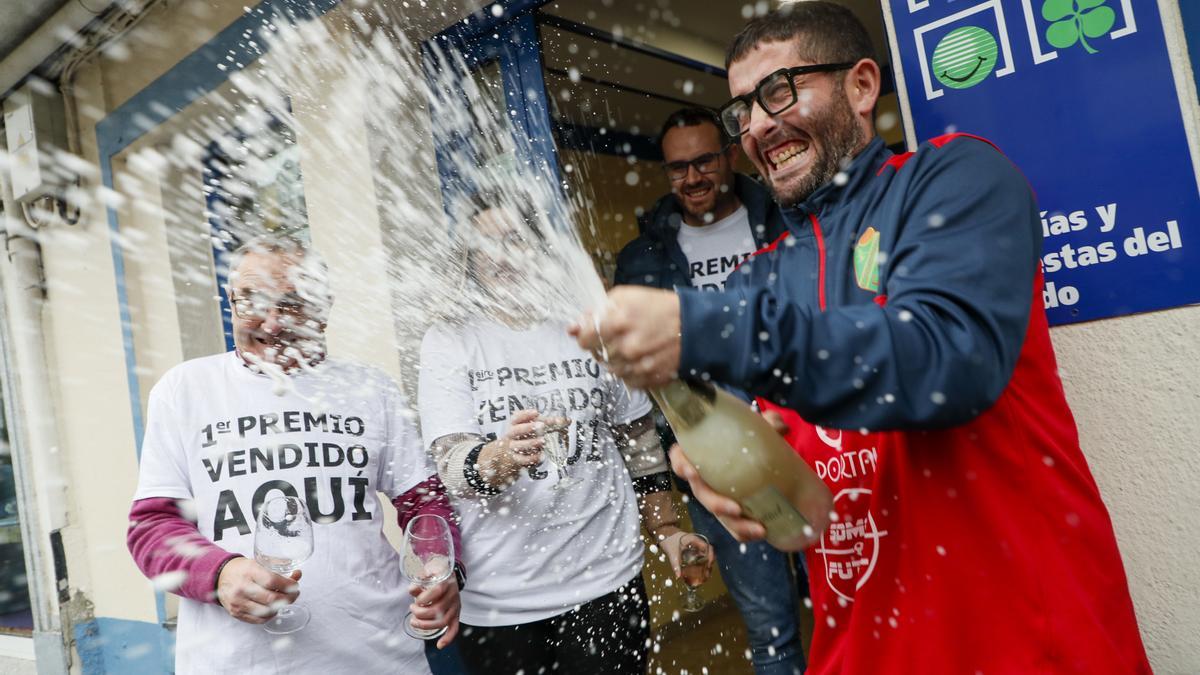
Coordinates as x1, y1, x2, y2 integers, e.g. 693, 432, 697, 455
676, 135, 1150, 674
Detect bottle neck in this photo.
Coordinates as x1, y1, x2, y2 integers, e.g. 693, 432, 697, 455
652, 379, 714, 428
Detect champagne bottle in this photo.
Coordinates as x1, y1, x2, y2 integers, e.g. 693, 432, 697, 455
652, 379, 832, 552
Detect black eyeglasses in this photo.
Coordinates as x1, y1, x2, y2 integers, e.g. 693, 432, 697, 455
718, 63, 856, 138
663, 145, 733, 182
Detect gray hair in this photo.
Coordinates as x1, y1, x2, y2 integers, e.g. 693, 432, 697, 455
225, 234, 333, 316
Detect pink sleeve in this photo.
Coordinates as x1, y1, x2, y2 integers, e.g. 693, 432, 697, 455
127, 497, 241, 604
391, 475, 465, 573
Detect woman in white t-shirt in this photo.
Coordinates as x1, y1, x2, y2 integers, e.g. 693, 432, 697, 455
418, 193, 710, 674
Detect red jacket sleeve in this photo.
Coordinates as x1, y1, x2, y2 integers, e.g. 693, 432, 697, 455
127, 497, 240, 604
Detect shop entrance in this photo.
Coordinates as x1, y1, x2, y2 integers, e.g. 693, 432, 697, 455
422, 2, 908, 672
533, 0, 907, 282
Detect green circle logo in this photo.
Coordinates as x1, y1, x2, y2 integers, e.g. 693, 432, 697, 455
931, 26, 998, 90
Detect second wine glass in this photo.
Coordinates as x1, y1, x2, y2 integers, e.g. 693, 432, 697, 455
401, 514, 455, 640
254, 495, 315, 634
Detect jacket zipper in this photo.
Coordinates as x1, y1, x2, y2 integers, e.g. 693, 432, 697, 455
809, 213, 828, 312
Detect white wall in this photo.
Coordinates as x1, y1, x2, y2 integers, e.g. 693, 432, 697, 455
1052, 307, 1200, 674
0, 657, 35, 675
1068, 3, 1200, 672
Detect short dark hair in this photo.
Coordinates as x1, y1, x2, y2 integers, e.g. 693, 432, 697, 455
725, 2, 876, 70
658, 107, 730, 150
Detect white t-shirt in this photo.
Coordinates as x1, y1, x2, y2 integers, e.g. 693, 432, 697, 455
134, 352, 433, 675
677, 204, 757, 290
418, 320, 650, 627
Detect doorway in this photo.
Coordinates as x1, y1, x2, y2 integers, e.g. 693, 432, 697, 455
421, 2, 908, 672
534, 0, 906, 283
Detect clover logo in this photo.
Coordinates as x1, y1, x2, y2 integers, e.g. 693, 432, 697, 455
1043, 0, 1116, 54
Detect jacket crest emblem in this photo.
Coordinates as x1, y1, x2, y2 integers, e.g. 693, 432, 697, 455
853, 227, 881, 292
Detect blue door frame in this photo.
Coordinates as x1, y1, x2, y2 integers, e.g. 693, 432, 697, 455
423, 9, 562, 216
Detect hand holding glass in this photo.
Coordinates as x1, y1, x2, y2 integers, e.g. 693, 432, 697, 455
679, 533, 711, 613
540, 406, 580, 490
254, 495, 314, 634
401, 514, 455, 640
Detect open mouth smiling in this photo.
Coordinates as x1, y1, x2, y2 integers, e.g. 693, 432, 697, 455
766, 140, 810, 172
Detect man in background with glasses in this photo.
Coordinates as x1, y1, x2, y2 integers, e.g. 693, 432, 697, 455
614, 108, 807, 675
617, 107, 773, 293
575, 3, 1150, 674
127, 236, 464, 674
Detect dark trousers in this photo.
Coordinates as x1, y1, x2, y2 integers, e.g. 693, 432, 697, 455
425, 639, 470, 675
457, 576, 650, 675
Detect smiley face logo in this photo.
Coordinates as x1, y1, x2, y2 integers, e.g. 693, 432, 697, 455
931, 26, 999, 90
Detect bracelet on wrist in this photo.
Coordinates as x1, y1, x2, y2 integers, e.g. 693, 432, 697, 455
464, 442, 502, 496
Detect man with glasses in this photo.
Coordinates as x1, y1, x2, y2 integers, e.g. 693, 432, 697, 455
617, 108, 777, 292
614, 108, 806, 675
574, 3, 1150, 674
127, 236, 464, 674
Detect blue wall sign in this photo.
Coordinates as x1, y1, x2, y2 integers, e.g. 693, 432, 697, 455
888, 0, 1200, 324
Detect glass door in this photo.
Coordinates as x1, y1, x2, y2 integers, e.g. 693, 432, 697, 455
203, 114, 311, 350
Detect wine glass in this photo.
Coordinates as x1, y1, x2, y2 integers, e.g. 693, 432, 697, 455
401, 514, 455, 640
540, 405, 580, 490
679, 533, 711, 613
254, 495, 314, 634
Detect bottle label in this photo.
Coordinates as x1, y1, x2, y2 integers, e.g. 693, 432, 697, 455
740, 486, 810, 543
